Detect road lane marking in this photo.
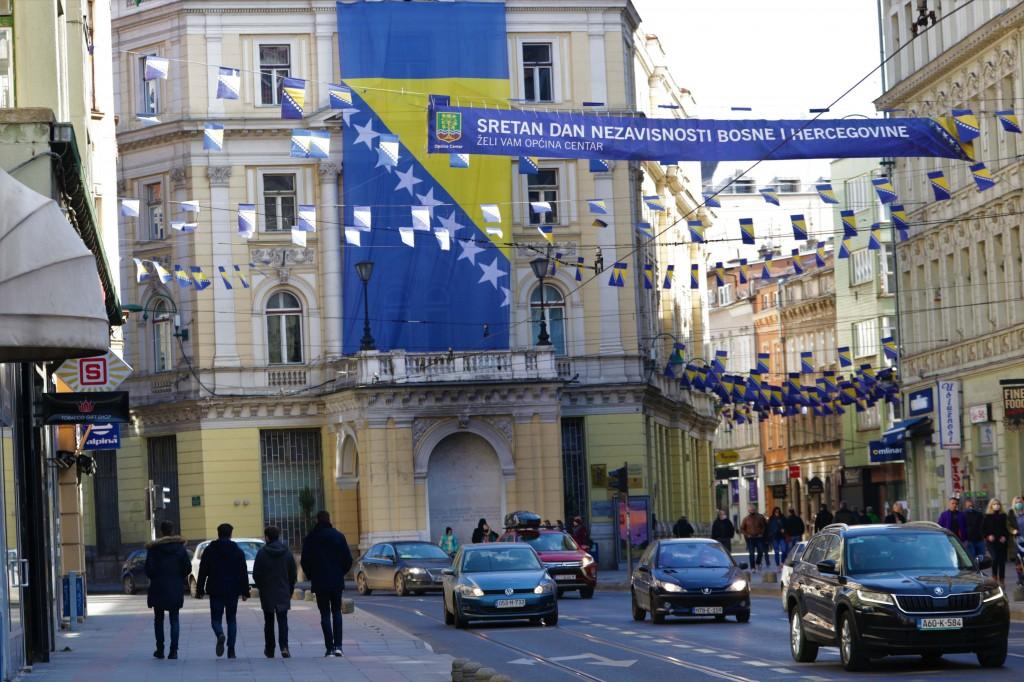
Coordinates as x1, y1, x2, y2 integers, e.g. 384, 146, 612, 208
693, 648, 715, 653
654, 639, 672, 643
1008, 652, 1024, 659
771, 668, 795, 673
719, 655, 739, 659
745, 661, 770, 667
672, 644, 692, 649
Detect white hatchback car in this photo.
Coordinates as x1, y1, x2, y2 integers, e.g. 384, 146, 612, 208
779, 540, 808, 610
189, 538, 265, 598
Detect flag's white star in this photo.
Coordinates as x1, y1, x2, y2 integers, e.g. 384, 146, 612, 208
375, 145, 396, 173
353, 119, 379, 149
500, 287, 511, 308
478, 257, 507, 289
340, 107, 360, 126
437, 211, 464, 234
457, 237, 484, 265
394, 166, 423, 195
415, 187, 445, 208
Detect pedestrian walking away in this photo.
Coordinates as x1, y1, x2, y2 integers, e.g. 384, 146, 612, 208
438, 526, 459, 557
982, 498, 1010, 584
739, 505, 768, 569
782, 508, 805, 556
937, 497, 968, 542
1009, 496, 1024, 551
570, 516, 592, 550
472, 518, 498, 543
144, 520, 190, 660
301, 510, 354, 657
767, 507, 787, 566
196, 523, 250, 659
813, 503, 833, 532
832, 501, 859, 526
963, 498, 987, 561
252, 525, 297, 659
884, 501, 907, 524
711, 509, 735, 554
672, 514, 695, 539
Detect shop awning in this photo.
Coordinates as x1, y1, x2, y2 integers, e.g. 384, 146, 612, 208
881, 416, 932, 445
0, 169, 109, 362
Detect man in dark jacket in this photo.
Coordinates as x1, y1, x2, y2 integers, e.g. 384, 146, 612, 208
711, 509, 735, 553
963, 498, 986, 558
937, 497, 967, 541
833, 501, 859, 526
673, 515, 695, 538
253, 525, 297, 658
782, 508, 806, 551
196, 523, 250, 659
301, 511, 354, 657
813, 504, 833, 532
144, 521, 190, 660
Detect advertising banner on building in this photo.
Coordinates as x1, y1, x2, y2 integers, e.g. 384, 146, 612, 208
869, 440, 905, 464
1002, 382, 1024, 430
936, 379, 962, 448
427, 105, 971, 162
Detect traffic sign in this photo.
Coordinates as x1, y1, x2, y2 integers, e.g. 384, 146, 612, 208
82, 423, 121, 450
55, 350, 133, 392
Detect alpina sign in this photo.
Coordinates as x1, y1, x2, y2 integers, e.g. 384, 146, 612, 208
39, 391, 130, 425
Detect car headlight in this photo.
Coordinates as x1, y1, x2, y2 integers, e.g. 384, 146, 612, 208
405, 567, 426, 575
728, 579, 747, 592
657, 580, 684, 593
581, 554, 595, 568
856, 589, 893, 605
982, 586, 1005, 603
534, 580, 554, 595
457, 582, 484, 598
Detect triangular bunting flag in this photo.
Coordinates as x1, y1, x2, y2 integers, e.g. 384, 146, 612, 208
739, 218, 754, 245
816, 183, 839, 204
970, 162, 995, 191
790, 214, 807, 241
871, 177, 898, 204
927, 170, 951, 201
216, 67, 240, 99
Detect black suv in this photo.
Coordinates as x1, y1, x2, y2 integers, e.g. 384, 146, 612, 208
786, 522, 1009, 671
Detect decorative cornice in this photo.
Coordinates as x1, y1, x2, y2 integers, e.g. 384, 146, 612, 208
902, 324, 1024, 384
207, 166, 231, 187
318, 161, 341, 178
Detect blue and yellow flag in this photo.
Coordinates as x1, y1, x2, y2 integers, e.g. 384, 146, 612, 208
233, 264, 249, 289
760, 188, 780, 205
687, 219, 705, 243
890, 204, 909, 231
815, 242, 826, 268
217, 265, 233, 290
927, 170, 951, 200
872, 177, 898, 204
791, 249, 804, 275
703, 193, 721, 208
790, 214, 807, 241
173, 264, 190, 289
329, 83, 353, 108
575, 256, 584, 282
588, 199, 608, 215
952, 108, 980, 143
609, 262, 627, 288
689, 263, 700, 289
203, 123, 224, 151
643, 263, 655, 290
739, 218, 754, 245
280, 77, 306, 119
868, 224, 882, 250
760, 254, 772, 281
712, 350, 728, 374
970, 162, 995, 191
800, 351, 814, 374
714, 262, 725, 287
450, 153, 470, 168
756, 352, 770, 375
644, 195, 665, 211
838, 238, 852, 259
190, 266, 211, 291
882, 336, 898, 361
738, 258, 749, 284
589, 159, 610, 173
838, 346, 852, 368
537, 224, 554, 244
663, 264, 674, 289
816, 183, 838, 204
339, 1, 511, 352
841, 209, 857, 238
996, 109, 1021, 133
518, 156, 539, 175
636, 222, 654, 239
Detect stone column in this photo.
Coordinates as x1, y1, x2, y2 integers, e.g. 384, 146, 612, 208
319, 161, 342, 359
209, 166, 239, 366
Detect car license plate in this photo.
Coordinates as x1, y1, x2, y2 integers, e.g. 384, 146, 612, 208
917, 617, 963, 631
554, 574, 575, 581
495, 599, 526, 608
693, 606, 723, 615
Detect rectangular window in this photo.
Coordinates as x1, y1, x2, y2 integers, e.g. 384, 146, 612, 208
852, 318, 879, 358
527, 169, 558, 225
522, 43, 553, 103
258, 44, 291, 106
260, 429, 324, 548
147, 436, 180, 532
263, 173, 296, 231
138, 55, 160, 115
0, 27, 13, 108
775, 178, 800, 193
732, 178, 756, 194
879, 242, 896, 294
144, 182, 164, 240
850, 249, 873, 286
560, 418, 588, 523
717, 283, 733, 306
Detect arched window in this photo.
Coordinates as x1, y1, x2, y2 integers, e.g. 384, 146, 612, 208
530, 284, 566, 355
152, 298, 173, 372
266, 291, 303, 364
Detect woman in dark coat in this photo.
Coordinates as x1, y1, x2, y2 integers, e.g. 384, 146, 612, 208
471, 518, 497, 543
144, 521, 190, 659
253, 525, 298, 658
982, 499, 1010, 584
711, 509, 735, 553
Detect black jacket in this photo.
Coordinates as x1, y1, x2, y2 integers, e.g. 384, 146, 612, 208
253, 540, 297, 612
884, 512, 906, 524
964, 508, 985, 542
814, 510, 833, 532
144, 535, 189, 610
711, 518, 735, 541
833, 509, 859, 525
982, 512, 1009, 543
783, 514, 805, 539
673, 518, 695, 538
300, 522, 353, 594
197, 538, 250, 599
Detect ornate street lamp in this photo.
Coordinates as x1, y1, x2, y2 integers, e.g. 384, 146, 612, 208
529, 255, 552, 346
355, 261, 375, 351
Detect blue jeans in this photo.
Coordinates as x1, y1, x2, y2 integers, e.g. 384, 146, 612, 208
316, 590, 343, 650
967, 539, 987, 561
210, 596, 239, 649
153, 608, 179, 651
746, 538, 766, 568
773, 538, 788, 566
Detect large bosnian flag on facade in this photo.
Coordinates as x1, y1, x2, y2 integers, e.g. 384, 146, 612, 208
337, 1, 511, 354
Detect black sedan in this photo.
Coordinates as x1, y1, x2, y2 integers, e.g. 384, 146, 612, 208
631, 538, 751, 624
121, 548, 149, 595
355, 541, 453, 596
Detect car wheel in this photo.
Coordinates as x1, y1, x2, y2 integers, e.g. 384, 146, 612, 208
789, 605, 819, 663
631, 590, 646, 621
356, 572, 372, 596
579, 586, 595, 599
122, 575, 135, 595
650, 591, 665, 624
839, 612, 868, 672
736, 610, 750, 623
976, 644, 1007, 668
395, 574, 408, 597
543, 609, 558, 626
443, 597, 454, 625
188, 576, 198, 599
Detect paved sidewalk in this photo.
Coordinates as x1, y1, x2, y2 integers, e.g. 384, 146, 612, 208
28, 594, 452, 681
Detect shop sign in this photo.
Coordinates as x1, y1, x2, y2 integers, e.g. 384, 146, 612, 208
38, 391, 130, 425
936, 379, 962, 449
788, 464, 801, 479
807, 476, 825, 494
1002, 383, 1024, 429
949, 451, 964, 495
967, 404, 990, 424
908, 387, 933, 416
715, 467, 739, 480
748, 478, 759, 502
715, 450, 740, 464
740, 464, 757, 478
770, 484, 788, 499
869, 440, 905, 464
843, 468, 862, 485
978, 422, 995, 453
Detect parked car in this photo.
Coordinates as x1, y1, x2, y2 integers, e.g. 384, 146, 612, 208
121, 549, 149, 595
442, 543, 557, 628
780, 541, 808, 610
498, 524, 596, 598
354, 541, 453, 596
188, 538, 264, 598
787, 521, 1010, 671
630, 538, 750, 624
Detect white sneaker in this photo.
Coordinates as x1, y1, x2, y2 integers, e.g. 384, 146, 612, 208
333, 648, 344, 657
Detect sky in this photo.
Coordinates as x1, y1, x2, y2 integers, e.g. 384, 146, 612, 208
632, 0, 885, 183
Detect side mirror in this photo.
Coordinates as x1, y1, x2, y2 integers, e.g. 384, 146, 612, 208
440, 568, 455, 576
977, 556, 993, 570
816, 559, 838, 575
738, 562, 749, 570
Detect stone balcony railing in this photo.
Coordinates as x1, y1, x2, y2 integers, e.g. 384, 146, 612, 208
337, 349, 559, 385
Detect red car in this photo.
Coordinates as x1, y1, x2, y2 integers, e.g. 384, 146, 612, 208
498, 526, 597, 598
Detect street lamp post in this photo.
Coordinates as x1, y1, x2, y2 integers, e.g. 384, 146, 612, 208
529, 254, 552, 346
355, 261, 375, 351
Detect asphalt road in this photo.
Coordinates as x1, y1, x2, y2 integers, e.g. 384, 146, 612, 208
352, 589, 1024, 681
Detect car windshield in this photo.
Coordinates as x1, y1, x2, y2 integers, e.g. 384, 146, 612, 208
845, 532, 974, 574
657, 543, 732, 569
397, 543, 450, 560
461, 547, 542, 573
520, 533, 579, 552
237, 542, 264, 560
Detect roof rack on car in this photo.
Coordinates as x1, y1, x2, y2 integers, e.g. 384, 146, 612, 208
822, 523, 848, 531
904, 521, 942, 529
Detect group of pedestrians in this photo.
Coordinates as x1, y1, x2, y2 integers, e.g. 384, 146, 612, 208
708, 505, 805, 569
812, 501, 881, 530
937, 495, 1024, 585
143, 510, 353, 661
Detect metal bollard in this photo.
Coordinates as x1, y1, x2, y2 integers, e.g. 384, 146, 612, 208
474, 667, 497, 682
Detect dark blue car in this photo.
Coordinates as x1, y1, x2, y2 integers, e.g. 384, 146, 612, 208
121, 549, 149, 594
442, 543, 558, 628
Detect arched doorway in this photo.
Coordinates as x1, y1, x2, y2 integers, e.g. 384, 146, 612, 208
427, 432, 503, 546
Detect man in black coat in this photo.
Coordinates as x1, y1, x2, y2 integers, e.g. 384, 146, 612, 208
833, 501, 859, 526
301, 511, 354, 657
144, 521, 190, 660
197, 523, 250, 659
783, 508, 806, 554
253, 525, 297, 658
813, 504, 833, 532
672, 515, 695, 538
711, 509, 735, 553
